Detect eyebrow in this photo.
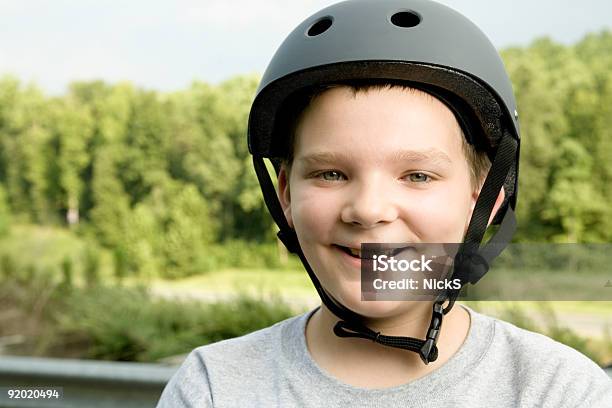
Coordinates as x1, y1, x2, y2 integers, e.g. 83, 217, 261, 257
391, 149, 453, 165
298, 149, 453, 167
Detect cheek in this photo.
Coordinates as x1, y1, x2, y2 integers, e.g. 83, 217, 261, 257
403, 182, 474, 242
290, 186, 339, 241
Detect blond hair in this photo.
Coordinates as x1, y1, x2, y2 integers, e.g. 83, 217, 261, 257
281, 83, 491, 190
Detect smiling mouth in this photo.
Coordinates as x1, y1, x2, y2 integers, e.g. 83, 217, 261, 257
333, 244, 364, 259
333, 244, 415, 259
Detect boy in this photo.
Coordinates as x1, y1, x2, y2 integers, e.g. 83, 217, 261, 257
157, 0, 612, 406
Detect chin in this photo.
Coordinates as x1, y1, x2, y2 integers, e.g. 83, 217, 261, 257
354, 301, 408, 319
333, 280, 406, 319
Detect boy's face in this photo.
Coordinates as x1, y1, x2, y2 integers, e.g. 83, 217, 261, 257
278, 86, 501, 318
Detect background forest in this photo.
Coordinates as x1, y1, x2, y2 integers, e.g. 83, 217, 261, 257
1, 33, 611, 280
0, 33, 611, 364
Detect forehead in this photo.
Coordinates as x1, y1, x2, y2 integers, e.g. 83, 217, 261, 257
293, 86, 463, 164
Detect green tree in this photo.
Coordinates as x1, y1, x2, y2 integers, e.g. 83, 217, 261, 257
89, 144, 131, 249
69, 81, 135, 221
541, 139, 607, 242
0, 80, 54, 222
51, 98, 94, 226
120, 89, 169, 205
146, 179, 217, 278
502, 45, 565, 240
0, 184, 10, 236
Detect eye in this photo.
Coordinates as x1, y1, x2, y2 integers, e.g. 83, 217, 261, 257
317, 170, 345, 181
405, 172, 431, 183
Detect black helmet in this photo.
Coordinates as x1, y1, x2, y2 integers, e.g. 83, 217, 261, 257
248, 0, 520, 364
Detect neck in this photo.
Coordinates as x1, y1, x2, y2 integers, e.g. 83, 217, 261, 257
304, 301, 471, 388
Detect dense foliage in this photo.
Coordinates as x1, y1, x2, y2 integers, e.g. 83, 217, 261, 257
0, 269, 296, 362
0, 32, 611, 279
1, 268, 608, 365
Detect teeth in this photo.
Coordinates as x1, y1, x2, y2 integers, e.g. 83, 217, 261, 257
349, 248, 361, 257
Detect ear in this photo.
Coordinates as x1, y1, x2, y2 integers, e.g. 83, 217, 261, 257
471, 186, 506, 227
277, 165, 294, 229
489, 186, 506, 226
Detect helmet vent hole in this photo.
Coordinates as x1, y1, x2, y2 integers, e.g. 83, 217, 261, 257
390, 11, 421, 28
307, 16, 333, 37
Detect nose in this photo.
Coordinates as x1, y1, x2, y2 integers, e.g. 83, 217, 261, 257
340, 177, 398, 228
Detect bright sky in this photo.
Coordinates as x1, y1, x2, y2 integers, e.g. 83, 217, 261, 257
1, 0, 610, 95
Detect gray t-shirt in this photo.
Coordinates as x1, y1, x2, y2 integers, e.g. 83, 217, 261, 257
157, 305, 612, 407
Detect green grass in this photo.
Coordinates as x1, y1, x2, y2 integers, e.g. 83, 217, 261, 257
467, 267, 612, 301
151, 269, 612, 340
0, 224, 85, 268
464, 300, 612, 317
0, 224, 116, 285
149, 267, 315, 299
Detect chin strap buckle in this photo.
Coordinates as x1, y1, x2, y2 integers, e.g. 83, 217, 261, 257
419, 301, 444, 364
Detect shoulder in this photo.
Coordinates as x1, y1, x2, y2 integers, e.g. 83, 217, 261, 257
156, 311, 309, 407
475, 310, 612, 406
193, 313, 296, 369
489, 313, 602, 373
